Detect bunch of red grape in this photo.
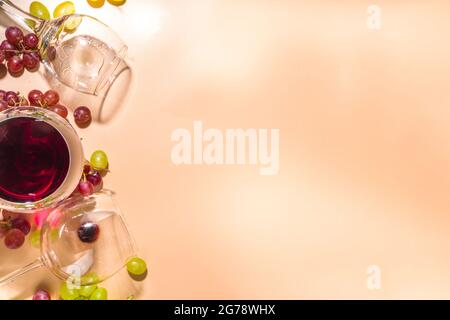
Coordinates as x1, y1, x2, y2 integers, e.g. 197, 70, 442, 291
76, 150, 109, 197
0, 26, 41, 75
0, 211, 31, 250
0, 88, 93, 129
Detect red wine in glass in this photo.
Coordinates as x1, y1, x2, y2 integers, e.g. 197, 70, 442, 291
0, 117, 70, 203
0, 107, 84, 212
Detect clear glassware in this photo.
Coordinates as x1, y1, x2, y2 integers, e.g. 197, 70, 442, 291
0, 191, 138, 286
0, 0, 128, 97
0, 107, 84, 213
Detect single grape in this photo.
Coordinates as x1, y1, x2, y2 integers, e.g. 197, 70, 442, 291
54, 1, 75, 18
86, 171, 102, 187
22, 52, 40, 71
90, 150, 108, 170
5, 26, 23, 48
0, 40, 16, 59
46, 46, 56, 61
28, 51, 41, 63
33, 289, 51, 300
87, 0, 106, 8
23, 33, 39, 50
4, 229, 25, 249
4, 91, 19, 106
81, 273, 99, 286
107, 0, 126, 6
73, 106, 92, 128
77, 221, 100, 243
29, 230, 41, 248
11, 217, 31, 235
42, 90, 59, 106
48, 104, 68, 118
78, 180, 94, 197
79, 285, 97, 298
126, 257, 148, 276
30, 1, 51, 20
59, 283, 79, 300
89, 288, 107, 300
0, 100, 8, 112
7, 55, 24, 74
28, 89, 43, 106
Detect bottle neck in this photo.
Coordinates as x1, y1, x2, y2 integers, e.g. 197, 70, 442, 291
0, 0, 45, 33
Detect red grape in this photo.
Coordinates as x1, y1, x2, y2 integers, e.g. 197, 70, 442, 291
73, 106, 92, 128
0, 40, 16, 59
28, 89, 43, 106
47, 46, 56, 61
78, 180, 94, 196
4, 229, 25, 249
23, 52, 40, 71
48, 104, 68, 118
23, 33, 39, 50
11, 217, 31, 235
4, 91, 19, 106
87, 171, 102, 187
0, 90, 5, 101
7, 55, 24, 74
0, 100, 7, 112
42, 90, 59, 106
78, 221, 100, 243
30, 51, 41, 61
33, 290, 51, 300
5, 27, 23, 47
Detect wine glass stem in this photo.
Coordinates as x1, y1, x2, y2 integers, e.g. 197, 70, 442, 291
0, 258, 44, 287
0, 0, 44, 33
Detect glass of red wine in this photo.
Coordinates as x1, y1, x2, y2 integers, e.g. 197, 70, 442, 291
0, 107, 84, 213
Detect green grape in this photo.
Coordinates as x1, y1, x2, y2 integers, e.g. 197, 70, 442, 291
81, 272, 100, 286
60, 283, 80, 300
89, 287, 108, 300
90, 150, 109, 170
53, 1, 75, 18
53, 1, 81, 31
79, 285, 97, 298
127, 257, 147, 276
29, 1, 50, 20
29, 230, 41, 248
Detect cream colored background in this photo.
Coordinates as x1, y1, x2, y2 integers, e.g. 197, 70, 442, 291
2, 0, 450, 299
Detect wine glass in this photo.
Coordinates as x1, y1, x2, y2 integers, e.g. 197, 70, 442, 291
0, 191, 138, 287
0, 0, 129, 118
0, 107, 84, 213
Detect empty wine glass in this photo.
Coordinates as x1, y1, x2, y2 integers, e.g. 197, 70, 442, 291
0, 0, 128, 97
0, 190, 137, 286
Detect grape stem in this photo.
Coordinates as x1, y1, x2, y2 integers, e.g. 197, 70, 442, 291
2, 49, 39, 54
